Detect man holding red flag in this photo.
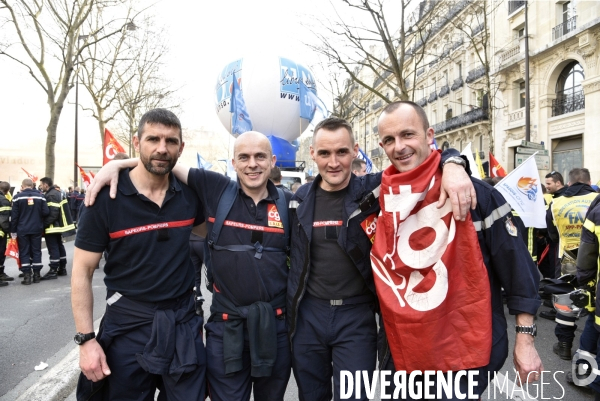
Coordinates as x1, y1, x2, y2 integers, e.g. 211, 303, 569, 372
373, 101, 542, 398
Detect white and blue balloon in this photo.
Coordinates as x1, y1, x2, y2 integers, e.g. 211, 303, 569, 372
215, 56, 324, 167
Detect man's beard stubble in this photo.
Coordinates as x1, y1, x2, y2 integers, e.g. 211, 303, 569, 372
142, 155, 177, 176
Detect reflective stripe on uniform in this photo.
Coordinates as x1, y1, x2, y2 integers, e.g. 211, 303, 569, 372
0, 206, 11, 212
472, 202, 512, 232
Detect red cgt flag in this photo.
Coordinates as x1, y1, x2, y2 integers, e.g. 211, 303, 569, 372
489, 152, 507, 178
103, 128, 126, 165
76, 164, 91, 187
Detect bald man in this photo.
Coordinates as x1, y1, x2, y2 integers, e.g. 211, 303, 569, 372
86, 131, 293, 401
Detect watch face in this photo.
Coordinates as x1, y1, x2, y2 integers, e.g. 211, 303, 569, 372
74, 334, 82, 344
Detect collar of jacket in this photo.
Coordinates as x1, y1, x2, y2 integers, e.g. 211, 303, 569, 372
562, 182, 596, 197
293, 173, 368, 242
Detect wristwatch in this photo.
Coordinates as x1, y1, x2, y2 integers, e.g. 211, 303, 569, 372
74, 332, 96, 345
442, 156, 466, 168
515, 324, 537, 337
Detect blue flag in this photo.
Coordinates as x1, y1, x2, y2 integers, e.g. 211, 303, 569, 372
299, 80, 330, 121
357, 148, 373, 173
230, 72, 253, 135
197, 152, 213, 170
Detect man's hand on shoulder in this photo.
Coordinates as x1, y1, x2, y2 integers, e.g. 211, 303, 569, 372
438, 163, 477, 221
79, 339, 111, 382
85, 159, 138, 206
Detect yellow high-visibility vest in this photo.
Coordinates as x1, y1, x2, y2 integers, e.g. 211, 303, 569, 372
551, 193, 598, 258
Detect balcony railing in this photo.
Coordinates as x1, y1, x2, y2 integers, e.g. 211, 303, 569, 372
439, 85, 449, 98
508, 108, 524, 123
451, 77, 463, 91
417, 67, 425, 77
499, 44, 521, 64
431, 108, 488, 134
371, 147, 384, 158
465, 65, 487, 83
429, 58, 439, 68
428, 92, 438, 103
552, 90, 585, 116
373, 70, 392, 88
416, 97, 427, 107
553, 16, 577, 41
372, 100, 383, 111
472, 23, 485, 36
372, 126, 378, 134
508, 0, 525, 14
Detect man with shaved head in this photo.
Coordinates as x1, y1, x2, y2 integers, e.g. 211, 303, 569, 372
87, 129, 293, 401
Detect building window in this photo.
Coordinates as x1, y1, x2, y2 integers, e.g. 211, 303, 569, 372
519, 81, 526, 108
479, 135, 484, 151
456, 62, 462, 79
518, 28, 524, 38
552, 61, 585, 116
457, 97, 463, 114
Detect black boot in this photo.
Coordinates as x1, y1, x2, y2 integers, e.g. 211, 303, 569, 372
553, 342, 572, 360
21, 272, 32, 285
57, 265, 67, 276
0, 267, 14, 281
40, 269, 58, 280
0, 281, 7, 287
539, 309, 557, 320
32, 271, 41, 284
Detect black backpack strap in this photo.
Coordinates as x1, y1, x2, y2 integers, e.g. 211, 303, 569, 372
208, 180, 239, 247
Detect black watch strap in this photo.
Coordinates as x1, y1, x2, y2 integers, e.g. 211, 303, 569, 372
74, 332, 96, 345
515, 324, 537, 337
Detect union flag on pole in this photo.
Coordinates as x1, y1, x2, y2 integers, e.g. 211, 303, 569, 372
489, 152, 507, 177
76, 164, 91, 187
103, 128, 126, 165
21, 167, 38, 182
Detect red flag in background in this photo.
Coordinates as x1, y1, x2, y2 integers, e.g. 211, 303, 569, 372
89, 171, 96, 179
103, 128, 126, 165
489, 152, 507, 178
76, 164, 91, 187
21, 167, 38, 182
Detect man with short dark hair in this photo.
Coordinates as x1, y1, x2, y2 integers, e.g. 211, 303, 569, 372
545, 171, 566, 196
373, 101, 542, 398
0, 181, 13, 285
39, 177, 75, 280
269, 165, 292, 194
351, 158, 367, 176
11, 178, 49, 285
287, 116, 475, 400
72, 108, 207, 400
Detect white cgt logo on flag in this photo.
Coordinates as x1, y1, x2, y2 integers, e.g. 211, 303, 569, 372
372, 176, 454, 311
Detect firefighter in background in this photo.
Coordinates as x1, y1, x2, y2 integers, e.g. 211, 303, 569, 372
547, 168, 599, 360
0, 181, 13, 285
39, 177, 76, 280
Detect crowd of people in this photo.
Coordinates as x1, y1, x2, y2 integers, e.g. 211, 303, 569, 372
0, 179, 84, 286
2, 103, 599, 400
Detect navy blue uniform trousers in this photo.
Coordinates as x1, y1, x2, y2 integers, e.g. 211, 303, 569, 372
45, 233, 66, 270
77, 293, 206, 401
292, 294, 377, 401
205, 317, 290, 401
0, 236, 6, 267
18, 233, 43, 272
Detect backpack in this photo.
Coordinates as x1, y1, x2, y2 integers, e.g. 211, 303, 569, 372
203, 180, 290, 292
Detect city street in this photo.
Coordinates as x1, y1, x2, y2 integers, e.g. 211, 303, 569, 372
0, 239, 106, 399
0, 239, 595, 400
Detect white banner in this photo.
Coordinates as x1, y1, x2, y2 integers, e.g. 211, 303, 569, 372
460, 142, 481, 180
495, 153, 547, 228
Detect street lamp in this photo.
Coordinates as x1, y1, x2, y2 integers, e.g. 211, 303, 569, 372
74, 34, 88, 187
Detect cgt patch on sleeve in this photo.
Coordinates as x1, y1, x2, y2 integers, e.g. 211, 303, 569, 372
361, 213, 378, 243
504, 216, 518, 237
